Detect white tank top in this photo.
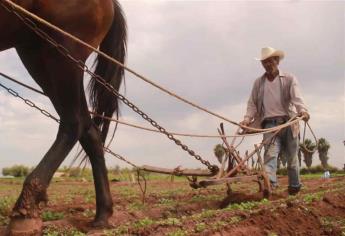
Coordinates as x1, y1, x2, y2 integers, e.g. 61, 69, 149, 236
263, 76, 288, 119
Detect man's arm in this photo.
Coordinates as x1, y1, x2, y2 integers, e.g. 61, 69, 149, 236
241, 82, 258, 125
290, 76, 310, 121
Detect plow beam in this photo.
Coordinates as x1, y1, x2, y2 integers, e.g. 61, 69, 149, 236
140, 165, 214, 177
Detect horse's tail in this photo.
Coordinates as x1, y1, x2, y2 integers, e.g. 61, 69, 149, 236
89, 0, 127, 143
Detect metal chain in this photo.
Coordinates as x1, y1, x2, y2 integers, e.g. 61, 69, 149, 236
0, 82, 60, 123
104, 147, 138, 169
1, 2, 218, 173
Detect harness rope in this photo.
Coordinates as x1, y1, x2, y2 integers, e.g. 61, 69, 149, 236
300, 121, 318, 154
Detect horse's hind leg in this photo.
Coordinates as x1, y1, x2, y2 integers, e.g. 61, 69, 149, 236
8, 46, 85, 234
79, 123, 113, 227
78, 91, 113, 227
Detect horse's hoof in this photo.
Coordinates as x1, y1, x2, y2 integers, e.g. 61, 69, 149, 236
90, 219, 111, 228
7, 217, 43, 236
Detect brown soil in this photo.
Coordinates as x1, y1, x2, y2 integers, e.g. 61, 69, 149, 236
0, 175, 344, 236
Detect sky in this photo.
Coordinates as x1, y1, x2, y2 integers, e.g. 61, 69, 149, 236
0, 0, 344, 175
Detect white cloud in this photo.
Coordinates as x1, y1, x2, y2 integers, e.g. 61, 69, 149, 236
307, 94, 344, 127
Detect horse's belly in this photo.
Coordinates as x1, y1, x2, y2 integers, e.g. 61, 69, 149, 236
35, 0, 114, 46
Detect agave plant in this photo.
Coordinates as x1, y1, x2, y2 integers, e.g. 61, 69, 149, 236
317, 138, 331, 169
213, 144, 226, 164
300, 139, 316, 170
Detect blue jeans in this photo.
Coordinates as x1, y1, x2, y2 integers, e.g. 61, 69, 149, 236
263, 121, 301, 188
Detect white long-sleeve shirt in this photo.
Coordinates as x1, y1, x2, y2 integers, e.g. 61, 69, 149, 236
244, 71, 308, 137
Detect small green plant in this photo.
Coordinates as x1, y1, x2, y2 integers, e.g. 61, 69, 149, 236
158, 198, 174, 205
320, 216, 345, 235
199, 209, 216, 219
211, 220, 227, 230
117, 186, 137, 198
132, 218, 155, 230
320, 217, 333, 229
127, 201, 146, 211
0, 196, 14, 216
191, 209, 217, 221
303, 192, 323, 204
226, 198, 270, 212
194, 222, 207, 233
226, 201, 258, 211
228, 216, 242, 224
167, 229, 188, 236
43, 225, 85, 236
41, 211, 64, 221
0, 215, 9, 226
104, 224, 130, 235
82, 209, 95, 218
0, 196, 15, 225
158, 217, 182, 226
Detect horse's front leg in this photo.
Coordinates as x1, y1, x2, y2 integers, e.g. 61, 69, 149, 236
8, 122, 82, 235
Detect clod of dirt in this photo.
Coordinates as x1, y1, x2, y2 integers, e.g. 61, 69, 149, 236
323, 193, 345, 209
72, 207, 86, 212
286, 200, 294, 208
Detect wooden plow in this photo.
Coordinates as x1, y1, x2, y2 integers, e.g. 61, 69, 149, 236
140, 123, 273, 198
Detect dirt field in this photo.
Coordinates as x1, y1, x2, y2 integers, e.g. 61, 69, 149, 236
0, 174, 344, 236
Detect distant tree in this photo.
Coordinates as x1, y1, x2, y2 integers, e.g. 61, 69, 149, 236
317, 138, 331, 169
2, 165, 30, 177
68, 167, 82, 177
109, 165, 121, 175
114, 164, 121, 173
213, 144, 226, 164
300, 139, 316, 170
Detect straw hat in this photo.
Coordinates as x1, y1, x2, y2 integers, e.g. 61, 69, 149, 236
255, 47, 285, 61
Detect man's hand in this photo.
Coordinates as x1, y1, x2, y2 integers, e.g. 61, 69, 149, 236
239, 120, 250, 127
238, 120, 250, 134
299, 111, 310, 122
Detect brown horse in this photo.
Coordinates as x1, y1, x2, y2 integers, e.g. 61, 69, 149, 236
0, 0, 126, 233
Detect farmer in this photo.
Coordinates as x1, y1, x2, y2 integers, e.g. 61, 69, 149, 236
240, 47, 310, 195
